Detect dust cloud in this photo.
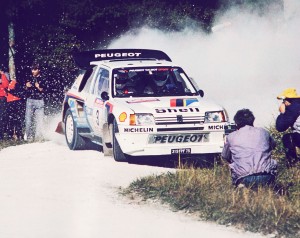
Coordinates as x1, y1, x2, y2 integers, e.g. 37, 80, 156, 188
109, 0, 300, 127
43, 113, 66, 145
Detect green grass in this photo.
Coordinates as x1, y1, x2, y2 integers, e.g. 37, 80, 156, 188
122, 126, 300, 237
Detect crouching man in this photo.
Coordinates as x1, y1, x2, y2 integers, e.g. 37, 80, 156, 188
222, 109, 277, 188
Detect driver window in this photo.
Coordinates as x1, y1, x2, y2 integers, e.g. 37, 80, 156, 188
94, 68, 109, 96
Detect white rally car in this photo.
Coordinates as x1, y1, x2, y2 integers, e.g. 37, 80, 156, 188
57, 49, 232, 162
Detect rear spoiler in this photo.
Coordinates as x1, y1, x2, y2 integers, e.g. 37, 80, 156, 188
73, 49, 172, 69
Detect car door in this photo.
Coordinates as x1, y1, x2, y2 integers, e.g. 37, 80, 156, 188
84, 66, 99, 134
85, 67, 110, 136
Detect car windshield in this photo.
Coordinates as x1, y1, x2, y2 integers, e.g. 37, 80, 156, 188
112, 67, 197, 98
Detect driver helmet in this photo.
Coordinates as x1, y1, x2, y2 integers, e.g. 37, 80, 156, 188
115, 72, 129, 90
153, 74, 169, 87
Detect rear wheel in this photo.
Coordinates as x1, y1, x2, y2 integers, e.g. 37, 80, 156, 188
112, 120, 127, 162
64, 108, 86, 150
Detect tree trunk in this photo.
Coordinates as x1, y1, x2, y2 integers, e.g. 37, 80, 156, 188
8, 22, 16, 80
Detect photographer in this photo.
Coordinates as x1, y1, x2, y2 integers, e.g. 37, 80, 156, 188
222, 109, 277, 188
24, 63, 47, 141
276, 88, 300, 167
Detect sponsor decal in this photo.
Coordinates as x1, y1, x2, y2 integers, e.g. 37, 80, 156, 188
149, 133, 209, 144
127, 68, 166, 73
170, 98, 198, 107
171, 148, 191, 154
208, 125, 224, 130
95, 52, 142, 59
155, 107, 200, 113
126, 98, 160, 104
68, 98, 76, 107
66, 93, 84, 101
124, 127, 154, 133
105, 102, 113, 113
94, 98, 104, 107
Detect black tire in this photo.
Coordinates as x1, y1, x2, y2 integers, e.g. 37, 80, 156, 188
64, 108, 86, 150
112, 120, 127, 162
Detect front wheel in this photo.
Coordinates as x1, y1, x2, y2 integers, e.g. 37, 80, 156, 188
64, 108, 86, 150
112, 120, 127, 162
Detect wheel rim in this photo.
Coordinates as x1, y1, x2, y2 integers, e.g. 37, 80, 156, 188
65, 114, 74, 144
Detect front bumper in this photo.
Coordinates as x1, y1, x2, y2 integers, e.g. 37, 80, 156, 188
116, 126, 225, 156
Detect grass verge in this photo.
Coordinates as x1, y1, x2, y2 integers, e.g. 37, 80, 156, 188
122, 126, 300, 238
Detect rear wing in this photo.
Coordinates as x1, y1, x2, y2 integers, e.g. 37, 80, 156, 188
73, 49, 172, 69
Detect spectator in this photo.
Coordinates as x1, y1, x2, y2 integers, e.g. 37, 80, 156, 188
222, 109, 277, 188
0, 67, 9, 140
276, 88, 300, 167
6, 77, 26, 141
24, 63, 47, 141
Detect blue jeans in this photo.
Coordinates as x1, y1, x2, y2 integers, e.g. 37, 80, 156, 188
25, 98, 44, 140
236, 173, 275, 189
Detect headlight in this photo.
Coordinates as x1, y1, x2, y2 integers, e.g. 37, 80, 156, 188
205, 111, 226, 123
130, 113, 155, 125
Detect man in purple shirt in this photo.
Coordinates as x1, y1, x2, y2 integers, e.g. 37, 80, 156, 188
222, 109, 277, 188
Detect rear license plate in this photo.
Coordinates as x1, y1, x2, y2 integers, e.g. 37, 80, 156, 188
171, 148, 191, 154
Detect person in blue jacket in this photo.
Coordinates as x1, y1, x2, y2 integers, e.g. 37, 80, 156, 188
276, 88, 300, 167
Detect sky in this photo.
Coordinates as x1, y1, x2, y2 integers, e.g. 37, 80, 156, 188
109, 0, 300, 127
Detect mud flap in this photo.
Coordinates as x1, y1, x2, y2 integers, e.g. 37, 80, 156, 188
55, 121, 64, 135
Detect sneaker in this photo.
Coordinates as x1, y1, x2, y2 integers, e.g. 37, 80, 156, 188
237, 183, 245, 189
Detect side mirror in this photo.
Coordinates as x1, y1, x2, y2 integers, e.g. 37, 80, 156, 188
101, 91, 109, 101
198, 89, 204, 97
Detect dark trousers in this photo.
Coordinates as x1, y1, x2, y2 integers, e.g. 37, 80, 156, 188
7, 99, 25, 139
0, 97, 7, 140
282, 132, 300, 167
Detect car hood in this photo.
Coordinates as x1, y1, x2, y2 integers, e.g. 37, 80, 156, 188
113, 96, 224, 115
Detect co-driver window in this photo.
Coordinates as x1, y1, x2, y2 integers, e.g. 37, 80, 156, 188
93, 68, 109, 96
